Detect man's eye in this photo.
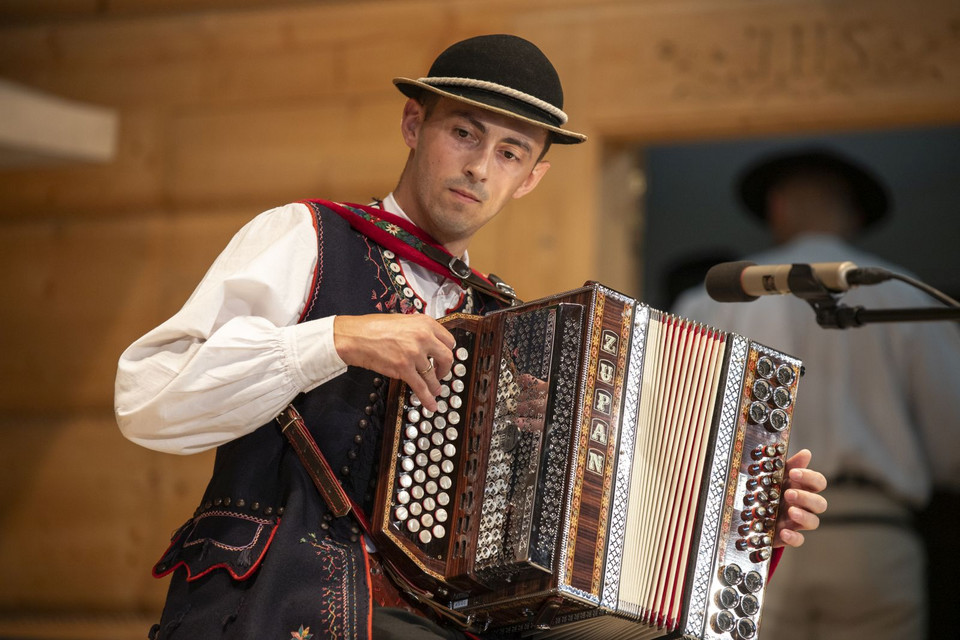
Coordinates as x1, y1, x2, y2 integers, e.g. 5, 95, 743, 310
455, 128, 470, 138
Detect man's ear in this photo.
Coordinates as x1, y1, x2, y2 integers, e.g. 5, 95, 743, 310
512, 160, 551, 200
400, 98, 425, 150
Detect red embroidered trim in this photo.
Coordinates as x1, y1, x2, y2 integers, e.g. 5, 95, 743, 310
298, 204, 324, 324
151, 517, 281, 583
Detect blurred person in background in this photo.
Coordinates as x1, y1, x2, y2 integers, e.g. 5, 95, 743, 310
673, 147, 960, 640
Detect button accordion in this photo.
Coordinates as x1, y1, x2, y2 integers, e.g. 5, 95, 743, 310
372, 282, 802, 639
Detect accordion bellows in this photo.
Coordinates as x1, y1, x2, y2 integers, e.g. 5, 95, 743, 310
372, 282, 801, 639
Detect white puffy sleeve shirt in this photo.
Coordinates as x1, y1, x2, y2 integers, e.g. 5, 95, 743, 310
115, 195, 467, 455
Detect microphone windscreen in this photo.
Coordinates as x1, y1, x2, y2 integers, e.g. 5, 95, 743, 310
705, 261, 758, 302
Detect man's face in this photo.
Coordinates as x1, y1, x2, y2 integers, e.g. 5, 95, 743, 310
395, 96, 551, 256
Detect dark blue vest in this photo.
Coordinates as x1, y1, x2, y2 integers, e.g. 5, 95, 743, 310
148, 202, 502, 640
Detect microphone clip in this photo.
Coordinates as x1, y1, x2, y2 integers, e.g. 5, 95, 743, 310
783, 264, 861, 329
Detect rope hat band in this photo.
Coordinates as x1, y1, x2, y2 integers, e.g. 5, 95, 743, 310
394, 34, 586, 145
416, 77, 569, 125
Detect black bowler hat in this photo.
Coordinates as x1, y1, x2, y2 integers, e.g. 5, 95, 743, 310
394, 34, 586, 145
738, 148, 890, 229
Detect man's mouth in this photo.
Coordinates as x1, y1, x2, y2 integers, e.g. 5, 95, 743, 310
450, 188, 482, 203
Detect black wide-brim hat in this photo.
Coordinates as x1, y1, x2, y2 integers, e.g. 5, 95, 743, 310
738, 148, 890, 228
394, 34, 587, 145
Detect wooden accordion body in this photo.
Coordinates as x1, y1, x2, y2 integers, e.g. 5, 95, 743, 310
372, 282, 802, 639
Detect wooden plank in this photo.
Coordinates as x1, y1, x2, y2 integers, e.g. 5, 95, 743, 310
561, 0, 960, 138
167, 97, 407, 208
0, 107, 165, 220
0, 413, 213, 611
0, 208, 259, 411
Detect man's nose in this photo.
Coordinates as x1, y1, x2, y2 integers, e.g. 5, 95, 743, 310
463, 146, 493, 182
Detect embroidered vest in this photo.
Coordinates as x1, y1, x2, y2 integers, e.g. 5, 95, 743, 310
149, 202, 503, 640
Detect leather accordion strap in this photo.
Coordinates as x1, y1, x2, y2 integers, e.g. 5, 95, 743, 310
276, 403, 477, 631
276, 405, 352, 518
302, 198, 520, 306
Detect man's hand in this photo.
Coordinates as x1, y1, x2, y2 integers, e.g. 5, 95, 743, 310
774, 448, 828, 548
333, 314, 456, 412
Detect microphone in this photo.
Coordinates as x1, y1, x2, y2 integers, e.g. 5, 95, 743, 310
705, 261, 884, 302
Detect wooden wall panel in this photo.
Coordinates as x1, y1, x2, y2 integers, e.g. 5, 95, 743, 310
576, 0, 960, 139
1, 1, 958, 634
0, 208, 259, 412
167, 97, 406, 208
0, 414, 213, 611
0, 108, 164, 220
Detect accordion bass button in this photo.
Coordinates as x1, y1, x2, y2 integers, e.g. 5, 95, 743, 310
767, 409, 790, 432
748, 402, 769, 424
717, 587, 740, 610
752, 378, 773, 402
743, 570, 764, 593
740, 594, 761, 617
773, 386, 793, 408
775, 364, 796, 386
756, 356, 775, 379
712, 610, 736, 633
736, 617, 758, 639
721, 563, 744, 586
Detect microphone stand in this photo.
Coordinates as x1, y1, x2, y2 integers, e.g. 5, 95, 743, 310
786, 264, 960, 329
